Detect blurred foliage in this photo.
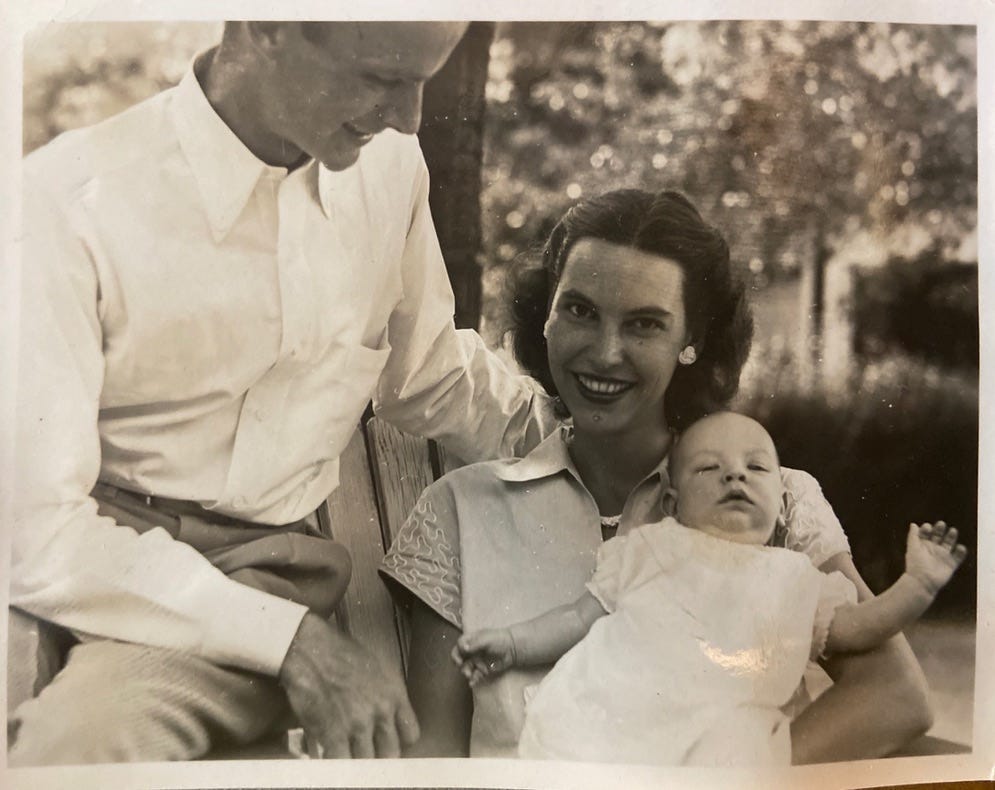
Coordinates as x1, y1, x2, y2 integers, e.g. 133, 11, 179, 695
23, 22, 221, 155
737, 353, 978, 614
853, 252, 978, 369
481, 21, 977, 290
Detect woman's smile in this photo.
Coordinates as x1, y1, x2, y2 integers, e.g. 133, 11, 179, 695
573, 372, 636, 400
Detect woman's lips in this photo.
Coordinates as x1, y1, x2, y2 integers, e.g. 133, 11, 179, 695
573, 372, 635, 401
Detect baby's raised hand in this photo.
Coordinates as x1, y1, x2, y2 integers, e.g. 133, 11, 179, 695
905, 521, 968, 596
451, 629, 516, 687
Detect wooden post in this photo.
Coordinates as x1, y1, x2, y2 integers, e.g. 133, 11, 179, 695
419, 22, 496, 331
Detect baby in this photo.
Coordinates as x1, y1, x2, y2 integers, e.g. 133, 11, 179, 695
453, 411, 967, 766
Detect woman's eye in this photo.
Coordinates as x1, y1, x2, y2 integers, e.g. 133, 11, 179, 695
630, 317, 665, 333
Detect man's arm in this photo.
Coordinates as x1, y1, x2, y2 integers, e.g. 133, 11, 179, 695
453, 591, 606, 685
17, 180, 417, 757
790, 552, 934, 764
372, 149, 555, 463
825, 522, 966, 654
13, 179, 307, 675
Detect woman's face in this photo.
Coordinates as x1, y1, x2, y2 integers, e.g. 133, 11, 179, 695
545, 237, 690, 444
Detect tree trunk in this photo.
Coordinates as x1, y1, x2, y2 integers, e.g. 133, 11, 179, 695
418, 22, 495, 331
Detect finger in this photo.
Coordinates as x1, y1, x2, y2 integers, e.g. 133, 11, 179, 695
928, 521, 947, 544
302, 717, 348, 759
319, 734, 351, 759
395, 696, 420, 747
952, 544, 969, 563
373, 716, 401, 759
451, 644, 464, 666
941, 526, 958, 548
916, 522, 932, 539
349, 727, 375, 759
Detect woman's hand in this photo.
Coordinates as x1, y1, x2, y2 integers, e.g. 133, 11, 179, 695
452, 629, 516, 686
905, 521, 968, 595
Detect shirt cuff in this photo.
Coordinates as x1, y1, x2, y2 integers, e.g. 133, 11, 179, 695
201, 579, 310, 676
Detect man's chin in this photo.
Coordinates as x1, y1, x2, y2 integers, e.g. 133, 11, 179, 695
316, 142, 365, 172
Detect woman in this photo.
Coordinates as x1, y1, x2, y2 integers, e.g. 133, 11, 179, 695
381, 189, 931, 761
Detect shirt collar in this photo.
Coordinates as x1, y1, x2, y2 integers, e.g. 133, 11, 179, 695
492, 425, 578, 483
169, 54, 290, 241
492, 425, 672, 490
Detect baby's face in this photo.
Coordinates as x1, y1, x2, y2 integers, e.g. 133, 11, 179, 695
670, 413, 783, 546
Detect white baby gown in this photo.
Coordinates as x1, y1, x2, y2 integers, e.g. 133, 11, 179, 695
517, 518, 856, 766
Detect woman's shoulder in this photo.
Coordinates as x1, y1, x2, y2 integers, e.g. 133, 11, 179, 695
777, 466, 852, 568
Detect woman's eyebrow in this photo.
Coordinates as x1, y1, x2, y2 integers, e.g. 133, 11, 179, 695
626, 306, 674, 318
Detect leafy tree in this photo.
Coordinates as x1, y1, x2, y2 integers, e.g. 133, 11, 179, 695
481, 21, 976, 301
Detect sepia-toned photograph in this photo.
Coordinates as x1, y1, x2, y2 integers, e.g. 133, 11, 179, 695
3, 2, 991, 788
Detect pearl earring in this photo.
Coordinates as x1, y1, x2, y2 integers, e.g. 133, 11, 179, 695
678, 346, 697, 365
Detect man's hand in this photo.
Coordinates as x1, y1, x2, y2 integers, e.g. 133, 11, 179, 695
279, 612, 419, 758
905, 521, 968, 596
451, 628, 516, 687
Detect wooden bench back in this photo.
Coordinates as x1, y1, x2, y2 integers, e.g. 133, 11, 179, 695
318, 417, 458, 682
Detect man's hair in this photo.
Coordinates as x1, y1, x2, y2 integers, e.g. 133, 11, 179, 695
504, 189, 754, 430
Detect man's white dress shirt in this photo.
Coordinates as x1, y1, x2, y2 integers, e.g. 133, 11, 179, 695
14, 64, 550, 676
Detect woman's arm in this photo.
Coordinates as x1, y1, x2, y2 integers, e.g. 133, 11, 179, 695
402, 600, 473, 757
790, 552, 933, 764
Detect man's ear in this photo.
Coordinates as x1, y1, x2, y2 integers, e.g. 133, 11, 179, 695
662, 488, 679, 518
245, 21, 290, 55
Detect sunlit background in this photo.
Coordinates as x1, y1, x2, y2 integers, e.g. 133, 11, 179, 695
22, 20, 978, 746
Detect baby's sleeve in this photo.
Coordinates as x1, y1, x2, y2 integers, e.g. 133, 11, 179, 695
810, 570, 859, 660
585, 534, 628, 613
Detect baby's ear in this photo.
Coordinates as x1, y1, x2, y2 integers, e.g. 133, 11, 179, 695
661, 488, 679, 517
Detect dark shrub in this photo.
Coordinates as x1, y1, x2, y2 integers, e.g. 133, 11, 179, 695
852, 249, 978, 370
737, 355, 978, 615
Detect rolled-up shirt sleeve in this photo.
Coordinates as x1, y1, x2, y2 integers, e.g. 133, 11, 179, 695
12, 179, 307, 677
372, 152, 555, 464
781, 467, 852, 569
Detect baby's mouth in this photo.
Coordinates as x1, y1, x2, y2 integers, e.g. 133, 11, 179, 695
574, 373, 635, 400
719, 490, 754, 505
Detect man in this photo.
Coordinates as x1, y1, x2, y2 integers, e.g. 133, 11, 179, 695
11, 22, 552, 764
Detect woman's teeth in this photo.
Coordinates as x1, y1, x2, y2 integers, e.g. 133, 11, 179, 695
575, 374, 633, 395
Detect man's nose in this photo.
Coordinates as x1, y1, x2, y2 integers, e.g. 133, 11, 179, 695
382, 83, 424, 135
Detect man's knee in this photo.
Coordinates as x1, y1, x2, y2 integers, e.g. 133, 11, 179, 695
7, 641, 285, 765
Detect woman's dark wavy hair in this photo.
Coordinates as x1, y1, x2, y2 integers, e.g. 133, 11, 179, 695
506, 189, 754, 431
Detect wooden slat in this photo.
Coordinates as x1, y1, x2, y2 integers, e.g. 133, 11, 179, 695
365, 417, 441, 672
318, 427, 405, 682
433, 443, 466, 477
366, 418, 438, 548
